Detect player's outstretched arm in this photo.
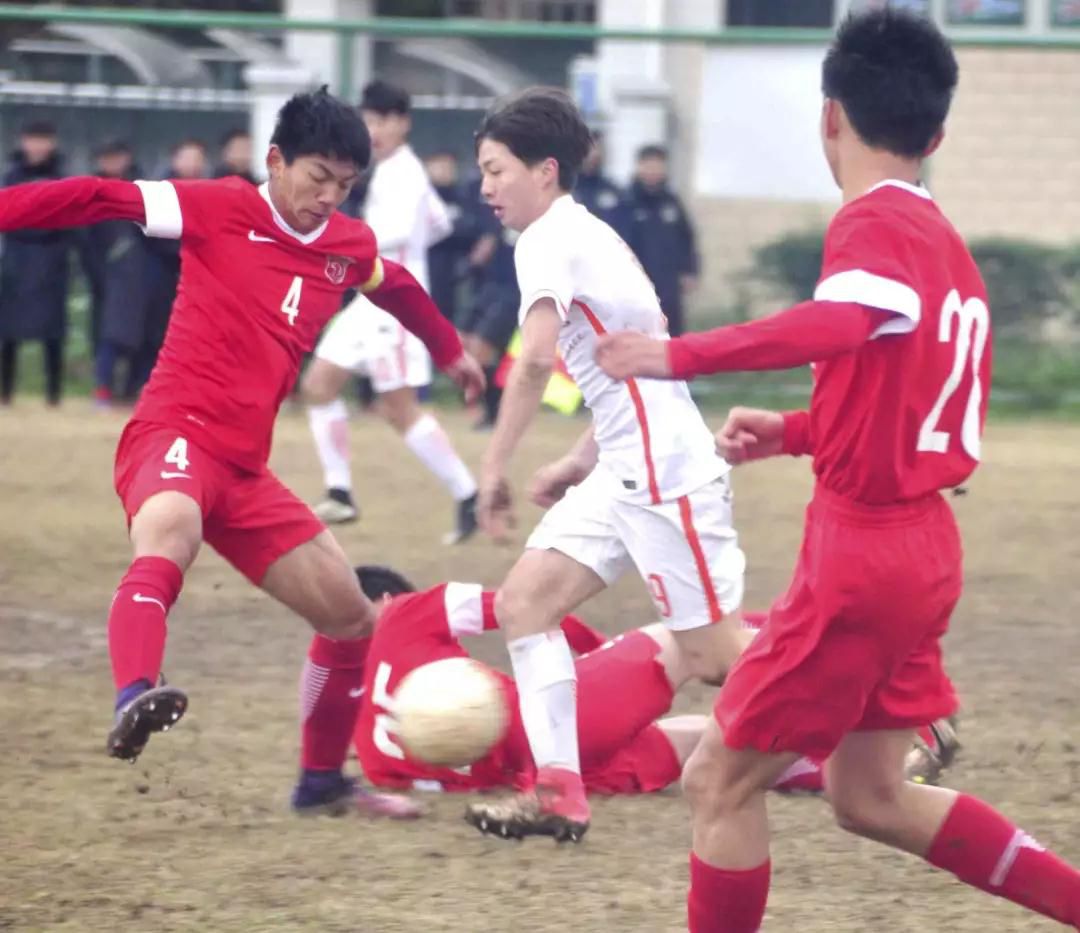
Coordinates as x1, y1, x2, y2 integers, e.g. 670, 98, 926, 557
715, 407, 813, 463
365, 258, 484, 401
477, 299, 562, 541
0, 177, 145, 231
595, 300, 884, 382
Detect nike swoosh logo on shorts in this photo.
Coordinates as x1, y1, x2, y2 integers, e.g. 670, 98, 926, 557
133, 593, 167, 612
348, 687, 366, 699
160, 471, 191, 480
248, 230, 275, 242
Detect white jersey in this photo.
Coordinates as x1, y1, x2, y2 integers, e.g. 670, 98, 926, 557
515, 195, 727, 504
363, 144, 452, 292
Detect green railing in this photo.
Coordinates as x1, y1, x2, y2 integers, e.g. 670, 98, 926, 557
3, 5, 1080, 105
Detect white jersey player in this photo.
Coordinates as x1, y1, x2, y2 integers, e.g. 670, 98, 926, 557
466, 88, 753, 842
303, 80, 479, 543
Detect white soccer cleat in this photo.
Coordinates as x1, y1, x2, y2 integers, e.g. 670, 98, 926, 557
313, 496, 358, 525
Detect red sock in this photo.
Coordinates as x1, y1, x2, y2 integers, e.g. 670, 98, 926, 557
688, 853, 770, 933
300, 633, 370, 771
927, 793, 1080, 926
108, 556, 183, 691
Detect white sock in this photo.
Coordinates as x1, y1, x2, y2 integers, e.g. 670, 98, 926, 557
508, 631, 580, 774
307, 400, 352, 492
402, 413, 478, 501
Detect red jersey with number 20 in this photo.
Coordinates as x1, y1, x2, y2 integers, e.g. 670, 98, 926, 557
808, 180, 992, 504
133, 178, 383, 472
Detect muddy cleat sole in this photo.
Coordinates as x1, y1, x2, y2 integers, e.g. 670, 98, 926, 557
464, 797, 590, 843
106, 685, 188, 762
905, 717, 961, 785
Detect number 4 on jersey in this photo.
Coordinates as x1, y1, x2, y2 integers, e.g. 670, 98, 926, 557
281, 276, 303, 327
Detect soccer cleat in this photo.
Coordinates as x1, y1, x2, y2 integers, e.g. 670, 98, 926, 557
905, 717, 961, 785
291, 774, 422, 820
106, 683, 188, 762
464, 766, 590, 843
313, 488, 358, 525
442, 492, 478, 546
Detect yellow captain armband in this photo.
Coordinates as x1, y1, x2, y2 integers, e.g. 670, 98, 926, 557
359, 256, 385, 293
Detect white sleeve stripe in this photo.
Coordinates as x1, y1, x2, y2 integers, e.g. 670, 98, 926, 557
443, 582, 485, 637
134, 179, 183, 239
519, 289, 569, 325
814, 269, 921, 324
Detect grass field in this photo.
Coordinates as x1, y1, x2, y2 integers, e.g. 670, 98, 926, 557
1, 402, 1078, 932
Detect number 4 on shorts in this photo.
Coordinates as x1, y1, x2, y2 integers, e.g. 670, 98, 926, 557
164, 437, 190, 472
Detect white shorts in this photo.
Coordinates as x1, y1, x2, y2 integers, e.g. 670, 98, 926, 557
314, 294, 432, 393
526, 470, 745, 631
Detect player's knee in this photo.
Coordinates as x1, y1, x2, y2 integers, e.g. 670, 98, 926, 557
131, 495, 202, 570
301, 363, 338, 405
681, 748, 748, 819
830, 780, 904, 840
493, 584, 549, 638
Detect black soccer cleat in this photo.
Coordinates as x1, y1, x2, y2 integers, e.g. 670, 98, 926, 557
464, 791, 590, 844
106, 684, 188, 762
443, 493, 478, 546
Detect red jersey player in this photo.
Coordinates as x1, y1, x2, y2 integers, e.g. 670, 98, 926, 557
0, 89, 483, 817
596, 10, 1080, 932
349, 566, 956, 801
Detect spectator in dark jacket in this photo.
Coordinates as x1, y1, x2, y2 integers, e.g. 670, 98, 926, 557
83, 140, 160, 406
424, 151, 482, 323
0, 121, 71, 406
574, 132, 629, 238
213, 128, 258, 185
624, 144, 700, 337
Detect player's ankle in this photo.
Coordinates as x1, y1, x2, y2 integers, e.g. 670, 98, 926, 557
115, 678, 152, 711
326, 487, 354, 507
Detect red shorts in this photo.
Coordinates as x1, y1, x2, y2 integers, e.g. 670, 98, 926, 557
113, 420, 324, 584
716, 486, 962, 762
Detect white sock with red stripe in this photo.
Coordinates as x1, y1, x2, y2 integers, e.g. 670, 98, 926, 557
508, 631, 581, 775
402, 413, 477, 501
308, 400, 352, 492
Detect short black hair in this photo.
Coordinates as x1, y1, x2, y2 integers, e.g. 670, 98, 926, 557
20, 120, 56, 138
475, 86, 591, 192
95, 138, 131, 158
636, 144, 668, 162
271, 85, 371, 170
360, 80, 410, 116
822, 8, 958, 158
355, 565, 417, 601
219, 127, 250, 148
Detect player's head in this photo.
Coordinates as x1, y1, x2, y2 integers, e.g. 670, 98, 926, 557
267, 86, 370, 233
475, 86, 592, 231
360, 80, 411, 162
820, 8, 958, 183
355, 564, 416, 617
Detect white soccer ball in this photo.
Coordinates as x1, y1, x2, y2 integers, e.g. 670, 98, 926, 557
391, 657, 509, 768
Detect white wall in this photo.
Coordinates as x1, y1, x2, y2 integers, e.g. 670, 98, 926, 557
693, 45, 838, 203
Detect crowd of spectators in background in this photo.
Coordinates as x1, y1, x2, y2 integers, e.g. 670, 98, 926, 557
0, 116, 698, 422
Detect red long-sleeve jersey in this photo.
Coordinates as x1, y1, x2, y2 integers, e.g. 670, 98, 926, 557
0, 176, 463, 471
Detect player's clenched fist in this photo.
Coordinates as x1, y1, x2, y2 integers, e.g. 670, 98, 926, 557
715, 407, 785, 464
444, 351, 486, 404
477, 472, 515, 543
527, 456, 591, 508
594, 332, 672, 381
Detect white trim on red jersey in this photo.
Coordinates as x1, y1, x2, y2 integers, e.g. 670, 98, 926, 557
443, 582, 485, 637
867, 179, 933, 200
814, 268, 921, 339
258, 182, 329, 245
134, 179, 183, 239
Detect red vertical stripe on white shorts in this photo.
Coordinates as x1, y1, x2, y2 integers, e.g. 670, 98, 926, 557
677, 495, 723, 623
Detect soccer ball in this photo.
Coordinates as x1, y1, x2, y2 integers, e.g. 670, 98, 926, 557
391, 657, 509, 768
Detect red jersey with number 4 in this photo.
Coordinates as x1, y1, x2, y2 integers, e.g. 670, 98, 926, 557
809, 180, 992, 504
131, 178, 383, 472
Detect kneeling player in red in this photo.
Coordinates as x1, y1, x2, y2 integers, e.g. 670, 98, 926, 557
0, 88, 483, 818
595, 9, 1080, 931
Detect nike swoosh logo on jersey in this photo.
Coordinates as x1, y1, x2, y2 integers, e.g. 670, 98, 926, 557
160, 471, 191, 480
248, 230, 275, 242
348, 687, 366, 699
133, 593, 167, 612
